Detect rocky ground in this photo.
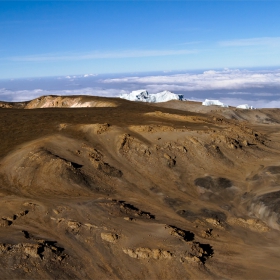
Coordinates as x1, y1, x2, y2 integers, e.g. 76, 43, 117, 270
0, 95, 280, 279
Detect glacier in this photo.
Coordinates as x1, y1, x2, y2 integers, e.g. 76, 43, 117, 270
119, 90, 183, 103
202, 99, 229, 107
236, 104, 254, 109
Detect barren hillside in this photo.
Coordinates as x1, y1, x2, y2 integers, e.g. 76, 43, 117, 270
0, 95, 280, 279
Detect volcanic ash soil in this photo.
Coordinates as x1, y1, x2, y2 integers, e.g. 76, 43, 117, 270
0, 95, 280, 279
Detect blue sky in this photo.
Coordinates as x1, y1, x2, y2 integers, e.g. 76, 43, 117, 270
1, 1, 280, 79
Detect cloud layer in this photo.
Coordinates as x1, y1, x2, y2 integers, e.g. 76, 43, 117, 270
0, 87, 125, 102
1, 68, 280, 108
103, 68, 280, 92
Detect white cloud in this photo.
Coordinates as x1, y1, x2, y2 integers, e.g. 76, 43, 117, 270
0, 87, 124, 102
222, 92, 280, 97
2, 68, 280, 108
219, 37, 280, 47
254, 93, 280, 97
220, 91, 251, 95
102, 68, 280, 91
84, 74, 97, 77
1, 84, 280, 108
7, 49, 197, 62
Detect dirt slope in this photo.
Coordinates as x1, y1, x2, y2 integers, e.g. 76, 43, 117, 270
0, 95, 280, 279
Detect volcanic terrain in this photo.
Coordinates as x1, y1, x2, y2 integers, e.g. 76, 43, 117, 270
0, 95, 280, 279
